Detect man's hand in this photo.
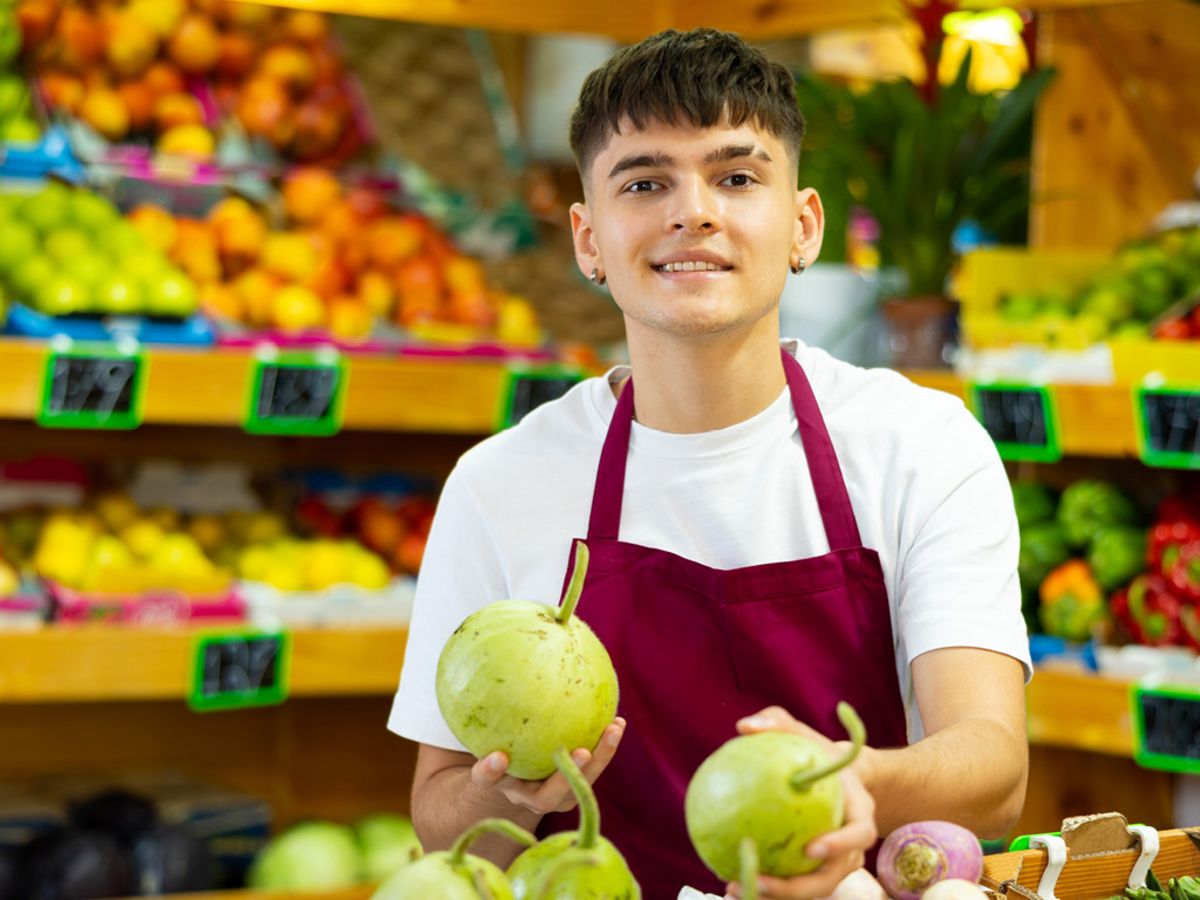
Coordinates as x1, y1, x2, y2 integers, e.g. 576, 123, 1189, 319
723, 707, 878, 900
468, 717, 626, 815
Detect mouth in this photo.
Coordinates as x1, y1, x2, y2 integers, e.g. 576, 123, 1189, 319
651, 260, 733, 274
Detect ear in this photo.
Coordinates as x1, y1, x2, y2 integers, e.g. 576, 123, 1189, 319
792, 187, 825, 268
570, 201, 602, 281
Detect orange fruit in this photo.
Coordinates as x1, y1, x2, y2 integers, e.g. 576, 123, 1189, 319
153, 91, 205, 131
258, 43, 316, 95
282, 168, 342, 226
368, 218, 423, 271
271, 284, 325, 332
215, 31, 257, 80
104, 12, 159, 78
199, 282, 243, 320
40, 72, 85, 115
157, 124, 215, 159
281, 10, 329, 46
357, 270, 395, 318
232, 268, 281, 326
142, 61, 185, 98
126, 204, 178, 253
79, 87, 130, 141
328, 298, 373, 341
261, 232, 318, 283
166, 13, 221, 74
116, 80, 156, 131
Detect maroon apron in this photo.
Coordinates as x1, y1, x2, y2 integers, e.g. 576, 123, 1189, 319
539, 349, 909, 899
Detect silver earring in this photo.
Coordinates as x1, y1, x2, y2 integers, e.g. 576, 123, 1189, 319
790, 258, 807, 275
590, 268, 607, 286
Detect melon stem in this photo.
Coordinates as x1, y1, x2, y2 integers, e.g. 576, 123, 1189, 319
553, 747, 600, 849
535, 853, 601, 900
557, 542, 590, 625
740, 837, 760, 900
448, 818, 536, 865
789, 702, 866, 792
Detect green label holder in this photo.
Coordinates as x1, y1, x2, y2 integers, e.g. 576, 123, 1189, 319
1134, 384, 1200, 470
1132, 683, 1200, 775
244, 352, 348, 437
969, 381, 1062, 463
38, 345, 147, 430
497, 365, 584, 430
189, 630, 291, 712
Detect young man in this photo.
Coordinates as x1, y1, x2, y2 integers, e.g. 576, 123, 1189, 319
390, 28, 1030, 900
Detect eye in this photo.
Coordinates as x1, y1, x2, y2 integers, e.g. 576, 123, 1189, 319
624, 179, 660, 194
721, 173, 755, 188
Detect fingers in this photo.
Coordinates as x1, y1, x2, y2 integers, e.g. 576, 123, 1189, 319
469, 751, 509, 788
806, 773, 876, 862
726, 850, 865, 900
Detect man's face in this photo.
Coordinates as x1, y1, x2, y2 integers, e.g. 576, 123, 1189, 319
570, 117, 821, 341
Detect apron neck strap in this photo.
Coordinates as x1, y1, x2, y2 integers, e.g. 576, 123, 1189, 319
588, 348, 862, 551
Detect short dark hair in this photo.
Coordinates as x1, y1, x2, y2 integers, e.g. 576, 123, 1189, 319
569, 29, 805, 180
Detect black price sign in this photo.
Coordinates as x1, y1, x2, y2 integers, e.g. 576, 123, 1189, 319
1133, 686, 1200, 775
500, 367, 583, 429
38, 349, 146, 430
970, 383, 1061, 463
1136, 387, 1200, 470
189, 632, 290, 712
244, 353, 347, 436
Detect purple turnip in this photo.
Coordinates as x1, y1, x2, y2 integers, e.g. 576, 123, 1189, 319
684, 702, 865, 881
507, 747, 640, 898
436, 543, 619, 780
876, 822, 983, 900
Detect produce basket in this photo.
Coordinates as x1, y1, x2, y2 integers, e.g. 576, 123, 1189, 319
48, 580, 246, 626
982, 812, 1200, 898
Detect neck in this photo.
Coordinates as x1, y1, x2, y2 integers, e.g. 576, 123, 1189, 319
618, 320, 787, 433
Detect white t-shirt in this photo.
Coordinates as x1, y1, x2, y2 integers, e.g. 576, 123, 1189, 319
388, 340, 1030, 747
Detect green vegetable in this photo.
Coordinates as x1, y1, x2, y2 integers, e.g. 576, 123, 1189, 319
1057, 480, 1139, 549
1019, 522, 1070, 590
1039, 560, 1104, 641
249, 821, 362, 890
1012, 483, 1057, 528
1087, 526, 1148, 590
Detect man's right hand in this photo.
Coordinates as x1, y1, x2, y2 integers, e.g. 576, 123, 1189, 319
468, 717, 626, 815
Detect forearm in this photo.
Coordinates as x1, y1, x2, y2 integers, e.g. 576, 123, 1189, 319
412, 766, 543, 867
857, 717, 1028, 839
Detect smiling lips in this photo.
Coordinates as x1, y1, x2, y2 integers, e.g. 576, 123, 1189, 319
653, 260, 732, 273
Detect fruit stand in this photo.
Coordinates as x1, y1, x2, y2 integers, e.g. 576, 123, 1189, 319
0, 0, 1199, 896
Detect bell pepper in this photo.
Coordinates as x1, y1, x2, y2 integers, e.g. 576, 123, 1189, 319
1167, 540, 1200, 603
1018, 522, 1070, 591
1056, 480, 1139, 549
1109, 574, 1185, 646
1086, 525, 1147, 590
1038, 560, 1105, 641
1012, 482, 1057, 528
1148, 518, 1200, 575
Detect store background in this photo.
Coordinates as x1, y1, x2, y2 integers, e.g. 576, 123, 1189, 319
0, 0, 1198, 896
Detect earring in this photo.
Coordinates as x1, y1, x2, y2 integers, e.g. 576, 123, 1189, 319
590, 268, 607, 286
790, 257, 807, 275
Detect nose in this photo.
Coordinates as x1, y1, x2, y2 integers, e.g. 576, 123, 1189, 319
667, 176, 722, 234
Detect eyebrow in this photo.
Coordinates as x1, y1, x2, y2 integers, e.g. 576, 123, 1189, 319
606, 144, 773, 180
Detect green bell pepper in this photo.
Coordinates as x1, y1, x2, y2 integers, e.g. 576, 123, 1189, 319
1012, 482, 1057, 528
1057, 480, 1139, 549
1019, 521, 1070, 590
1087, 525, 1148, 590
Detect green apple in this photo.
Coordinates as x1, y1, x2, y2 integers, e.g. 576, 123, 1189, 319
95, 275, 144, 315
0, 74, 28, 121
96, 222, 147, 258
61, 253, 111, 291
9, 254, 54, 302
35, 275, 90, 317
0, 116, 39, 144
69, 192, 120, 236
0, 8, 20, 67
0, 221, 37, 274
44, 228, 93, 264
119, 250, 172, 285
20, 186, 72, 236
145, 270, 199, 317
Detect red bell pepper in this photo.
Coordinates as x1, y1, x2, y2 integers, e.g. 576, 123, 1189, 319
1167, 540, 1200, 603
1110, 574, 1186, 646
1148, 518, 1200, 575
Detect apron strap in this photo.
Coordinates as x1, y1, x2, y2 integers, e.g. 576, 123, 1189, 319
588, 349, 862, 551
781, 348, 862, 551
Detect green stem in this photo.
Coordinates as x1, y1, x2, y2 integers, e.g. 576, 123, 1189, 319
740, 838, 759, 900
553, 747, 599, 849
471, 868, 494, 900
448, 818, 536, 865
535, 853, 601, 900
557, 541, 590, 625
790, 702, 867, 792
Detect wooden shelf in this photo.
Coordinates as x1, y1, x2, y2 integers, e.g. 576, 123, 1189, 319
1026, 668, 1135, 757
0, 625, 406, 702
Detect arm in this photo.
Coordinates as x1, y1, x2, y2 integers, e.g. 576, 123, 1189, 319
856, 646, 1028, 839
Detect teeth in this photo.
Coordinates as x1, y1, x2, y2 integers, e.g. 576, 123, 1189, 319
659, 261, 724, 272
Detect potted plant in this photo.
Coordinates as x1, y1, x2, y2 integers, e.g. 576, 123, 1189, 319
795, 46, 1055, 367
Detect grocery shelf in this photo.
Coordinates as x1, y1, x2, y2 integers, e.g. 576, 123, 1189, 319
903, 370, 1139, 459
0, 338, 512, 434
1026, 668, 1134, 757
0, 625, 406, 702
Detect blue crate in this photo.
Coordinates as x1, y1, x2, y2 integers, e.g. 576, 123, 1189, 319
4, 302, 216, 346
0, 126, 85, 184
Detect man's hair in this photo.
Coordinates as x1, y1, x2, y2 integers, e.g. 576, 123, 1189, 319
569, 29, 805, 180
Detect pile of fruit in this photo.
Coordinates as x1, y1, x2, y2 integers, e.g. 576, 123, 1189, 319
17, 0, 365, 162
296, 492, 434, 577
155, 170, 540, 342
1013, 479, 1200, 649
997, 226, 1200, 342
0, 182, 199, 317
249, 814, 419, 891
0, 0, 40, 143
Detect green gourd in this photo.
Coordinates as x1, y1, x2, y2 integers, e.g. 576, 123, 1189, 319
371, 818, 534, 900
507, 748, 641, 899
437, 543, 619, 780
685, 702, 866, 882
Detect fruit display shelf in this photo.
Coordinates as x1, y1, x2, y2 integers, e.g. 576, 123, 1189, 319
0, 624, 405, 701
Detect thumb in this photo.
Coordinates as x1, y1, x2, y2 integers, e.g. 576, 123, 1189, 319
469, 751, 509, 787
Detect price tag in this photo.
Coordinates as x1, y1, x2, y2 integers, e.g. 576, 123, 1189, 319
969, 382, 1061, 463
1132, 685, 1200, 774
189, 631, 290, 712
499, 366, 583, 429
244, 353, 347, 437
1135, 386, 1200, 470
38, 347, 146, 430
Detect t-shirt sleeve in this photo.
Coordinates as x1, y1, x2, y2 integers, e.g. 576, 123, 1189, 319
388, 464, 507, 749
894, 402, 1032, 682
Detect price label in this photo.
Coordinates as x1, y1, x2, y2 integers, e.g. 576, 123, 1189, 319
189, 631, 290, 712
38, 348, 146, 430
1136, 386, 1200, 470
244, 353, 347, 437
499, 367, 583, 429
1132, 685, 1200, 774
969, 383, 1061, 463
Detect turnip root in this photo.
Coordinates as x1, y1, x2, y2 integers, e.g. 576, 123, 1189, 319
823, 869, 888, 900
920, 879, 986, 899
876, 822, 983, 900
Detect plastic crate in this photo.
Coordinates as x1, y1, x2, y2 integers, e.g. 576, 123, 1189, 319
3, 302, 216, 346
